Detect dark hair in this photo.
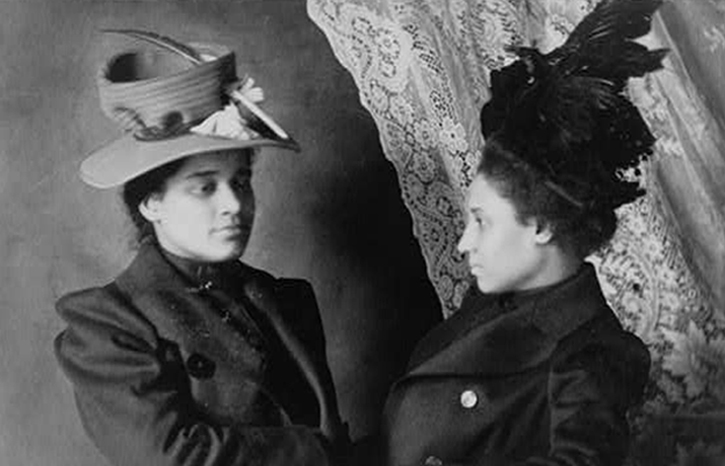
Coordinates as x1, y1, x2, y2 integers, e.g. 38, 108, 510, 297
478, 139, 617, 259
121, 158, 186, 244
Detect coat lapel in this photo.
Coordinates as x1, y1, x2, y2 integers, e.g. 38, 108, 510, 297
405, 264, 608, 377
241, 275, 346, 440
407, 299, 553, 376
406, 287, 510, 371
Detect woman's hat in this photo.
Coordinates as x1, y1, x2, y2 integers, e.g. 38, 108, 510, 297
81, 29, 299, 188
480, 0, 667, 210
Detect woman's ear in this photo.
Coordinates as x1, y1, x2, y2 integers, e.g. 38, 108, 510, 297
533, 220, 555, 245
139, 194, 162, 223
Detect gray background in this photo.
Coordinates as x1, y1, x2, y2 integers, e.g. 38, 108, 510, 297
0, 1, 441, 464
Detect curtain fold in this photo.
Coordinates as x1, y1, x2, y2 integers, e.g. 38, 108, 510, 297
308, 0, 725, 462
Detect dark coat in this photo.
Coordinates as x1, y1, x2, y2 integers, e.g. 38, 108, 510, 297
380, 264, 650, 466
55, 241, 348, 466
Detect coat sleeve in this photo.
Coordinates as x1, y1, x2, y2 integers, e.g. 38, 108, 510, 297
54, 285, 332, 466
272, 278, 350, 451
472, 328, 650, 466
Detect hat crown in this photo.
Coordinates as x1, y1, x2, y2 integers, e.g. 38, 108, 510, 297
106, 50, 193, 83
98, 43, 236, 135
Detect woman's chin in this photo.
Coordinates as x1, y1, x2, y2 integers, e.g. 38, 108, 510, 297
199, 240, 246, 263
214, 232, 250, 259
474, 276, 491, 293
218, 244, 246, 261
475, 275, 505, 294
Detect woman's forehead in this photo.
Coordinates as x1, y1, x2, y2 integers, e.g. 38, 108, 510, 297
467, 174, 515, 217
180, 150, 252, 175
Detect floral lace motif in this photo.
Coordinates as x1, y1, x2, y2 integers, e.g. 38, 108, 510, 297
308, 0, 725, 461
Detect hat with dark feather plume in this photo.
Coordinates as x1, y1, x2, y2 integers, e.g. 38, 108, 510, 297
480, 0, 668, 210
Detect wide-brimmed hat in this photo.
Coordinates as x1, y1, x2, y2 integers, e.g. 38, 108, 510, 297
81, 30, 299, 188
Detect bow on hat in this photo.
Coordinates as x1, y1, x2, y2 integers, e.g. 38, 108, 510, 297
81, 29, 299, 189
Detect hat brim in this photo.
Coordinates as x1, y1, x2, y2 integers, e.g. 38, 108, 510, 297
81, 132, 299, 188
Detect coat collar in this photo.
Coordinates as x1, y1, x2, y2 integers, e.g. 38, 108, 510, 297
405, 263, 607, 376
114, 240, 275, 368
529, 263, 608, 339
117, 239, 260, 296
116, 240, 187, 295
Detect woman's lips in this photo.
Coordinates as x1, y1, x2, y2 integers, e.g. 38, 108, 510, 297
214, 225, 244, 236
470, 264, 484, 275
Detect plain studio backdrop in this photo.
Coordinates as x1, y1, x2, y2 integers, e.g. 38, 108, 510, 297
0, 1, 442, 464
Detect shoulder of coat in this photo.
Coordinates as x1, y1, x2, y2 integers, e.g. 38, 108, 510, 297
56, 280, 157, 342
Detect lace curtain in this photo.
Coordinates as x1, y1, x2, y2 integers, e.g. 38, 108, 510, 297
307, 0, 725, 463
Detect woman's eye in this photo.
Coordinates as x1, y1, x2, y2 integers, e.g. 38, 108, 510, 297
232, 177, 251, 192
192, 182, 216, 195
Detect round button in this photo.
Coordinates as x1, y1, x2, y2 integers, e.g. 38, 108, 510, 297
186, 353, 216, 379
460, 389, 478, 409
424, 455, 443, 466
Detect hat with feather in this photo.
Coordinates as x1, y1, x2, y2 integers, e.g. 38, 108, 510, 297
81, 29, 299, 189
480, 0, 668, 210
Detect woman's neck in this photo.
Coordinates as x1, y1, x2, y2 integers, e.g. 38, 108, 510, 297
157, 244, 227, 286
517, 244, 582, 293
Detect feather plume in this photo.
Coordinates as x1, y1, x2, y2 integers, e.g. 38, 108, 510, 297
548, 0, 666, 81
480, 0, 668, 209
102, 29, 202, 64
527, 0, 666, 142
228, 88, 290, 141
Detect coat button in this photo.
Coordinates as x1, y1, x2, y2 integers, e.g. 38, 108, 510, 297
460, 389, 478, 409
186, 353, 216, 379
424, 455, 443, 466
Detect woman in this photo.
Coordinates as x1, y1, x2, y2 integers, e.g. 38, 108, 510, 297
54, 31, 348, 466
379, 1, 665, 465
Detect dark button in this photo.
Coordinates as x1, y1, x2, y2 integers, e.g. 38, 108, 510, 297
158, 340, 180, 363
186, 353, 216, 379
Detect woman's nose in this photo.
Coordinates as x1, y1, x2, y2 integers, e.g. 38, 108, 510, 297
217, 183, 241, 214
457, 221, 473, 254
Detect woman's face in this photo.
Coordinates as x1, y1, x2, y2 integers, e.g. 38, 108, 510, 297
140, 150, 255, 262
457, 173, 549, 294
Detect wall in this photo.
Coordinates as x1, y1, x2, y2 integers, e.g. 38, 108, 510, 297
0, 1, 441, 464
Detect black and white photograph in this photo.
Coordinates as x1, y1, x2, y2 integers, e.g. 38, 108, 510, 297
0, 0, 724, 465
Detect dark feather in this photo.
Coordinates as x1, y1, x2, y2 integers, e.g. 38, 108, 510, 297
545, 76, 617, 144
557, 0, 663, 50
527, 0, 667, 144
480, 0, 668, 209
548, 0, 666, 78
102, 29, 202, 64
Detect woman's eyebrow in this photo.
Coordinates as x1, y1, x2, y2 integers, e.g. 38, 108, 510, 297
184, 170, 219, 180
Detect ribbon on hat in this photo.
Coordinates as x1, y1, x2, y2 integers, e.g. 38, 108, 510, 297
111, 107, 191, 141
110, 76, 267, 142
190, 76, 265, 141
